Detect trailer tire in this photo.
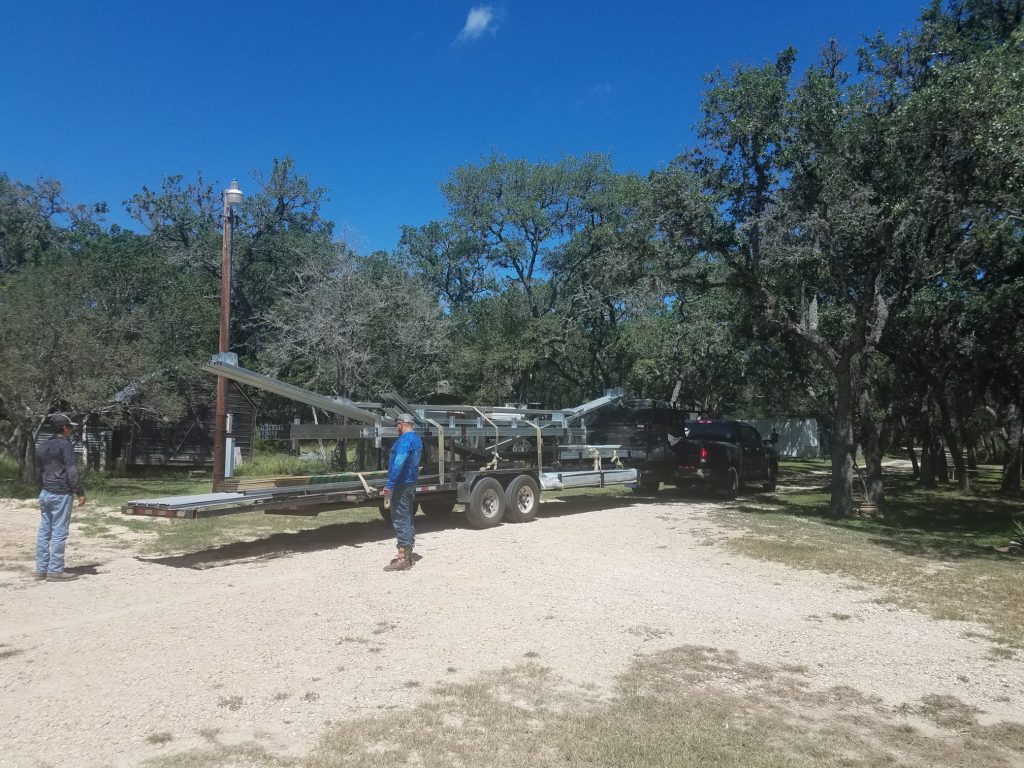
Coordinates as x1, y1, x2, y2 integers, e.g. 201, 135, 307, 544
379, 505, 392, 524
419, 498, 456, 518
465, 477, 506, 529
503, 475, 540, 523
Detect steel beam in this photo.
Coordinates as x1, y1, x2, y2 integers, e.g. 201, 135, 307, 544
203, 359, 379, 424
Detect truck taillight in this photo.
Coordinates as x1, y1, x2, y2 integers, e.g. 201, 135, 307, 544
699, 446, 709, 461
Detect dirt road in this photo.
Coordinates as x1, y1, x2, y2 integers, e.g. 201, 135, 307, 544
1, 493, 1021, 768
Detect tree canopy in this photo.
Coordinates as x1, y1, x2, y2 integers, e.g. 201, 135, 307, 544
1, 1, 1021, 508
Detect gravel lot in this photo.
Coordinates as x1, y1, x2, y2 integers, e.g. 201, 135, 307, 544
1, 491, 1021, 768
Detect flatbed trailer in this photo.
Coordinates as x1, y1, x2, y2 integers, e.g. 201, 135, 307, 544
122, 357, 639, 528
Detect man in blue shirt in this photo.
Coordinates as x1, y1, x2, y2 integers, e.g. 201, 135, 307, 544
382, 413, 423, 571
35, 414, 87, 581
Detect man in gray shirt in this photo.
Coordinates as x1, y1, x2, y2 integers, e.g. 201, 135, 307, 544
35, 414, 86, 581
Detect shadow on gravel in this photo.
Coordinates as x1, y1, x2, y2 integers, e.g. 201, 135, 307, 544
138, 515, 457, 570
64, 562, 102, 577
137, 489, 727, 570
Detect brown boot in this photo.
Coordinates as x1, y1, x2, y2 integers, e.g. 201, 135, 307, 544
383, 546, 412, 571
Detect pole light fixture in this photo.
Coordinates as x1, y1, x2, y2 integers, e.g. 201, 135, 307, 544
213, 179, 244, 488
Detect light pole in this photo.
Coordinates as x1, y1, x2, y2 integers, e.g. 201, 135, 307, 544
213, 179, 244, 489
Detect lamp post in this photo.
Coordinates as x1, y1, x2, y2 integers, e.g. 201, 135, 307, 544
213, 179, 244, 489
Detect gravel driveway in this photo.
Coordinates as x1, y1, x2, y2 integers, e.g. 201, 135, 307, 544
1, 492, 1021, 768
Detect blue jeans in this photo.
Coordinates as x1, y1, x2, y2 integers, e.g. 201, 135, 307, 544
390, 483, 416, 549
37, 490, 73, 574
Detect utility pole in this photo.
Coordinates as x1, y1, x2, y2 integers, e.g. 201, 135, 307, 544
213, 180, 243, 489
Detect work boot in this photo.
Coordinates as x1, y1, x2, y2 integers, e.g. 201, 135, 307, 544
383, 547, 412, 572
46, 571, 79, 581
32, 572, 47, 581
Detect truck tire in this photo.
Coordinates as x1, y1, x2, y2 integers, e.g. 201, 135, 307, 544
420, 497, 456, 518
719, 467, 739, 499
379, 505, 392, 524
503, 475, 540, 523
466, 477, 506, 529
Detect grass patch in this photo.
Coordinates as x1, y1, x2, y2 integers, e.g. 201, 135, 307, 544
726, 465, 1024, 646
0, 647, 25, 660
143, 742, 293, 768
304, 647, 1021, 768
216, 695, 243, 712
0, 454, 211, 505
146, 732, 174, 746
233, 450, 328, 478
134, 645, 1024, 768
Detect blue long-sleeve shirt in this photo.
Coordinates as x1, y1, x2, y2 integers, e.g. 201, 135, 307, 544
386, 431, 423, 489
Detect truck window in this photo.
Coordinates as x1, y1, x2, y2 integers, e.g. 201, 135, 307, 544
738, 426, 762, 448
685, 423, 737, 442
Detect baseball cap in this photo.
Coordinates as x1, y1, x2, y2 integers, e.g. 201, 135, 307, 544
396, 413, 415, 424
49, 413, 78, 428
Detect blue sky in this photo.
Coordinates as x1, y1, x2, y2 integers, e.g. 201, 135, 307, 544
1, 1, 924, 253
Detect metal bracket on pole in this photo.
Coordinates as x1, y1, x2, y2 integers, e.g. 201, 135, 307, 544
473, 407, 501, 470
525, 419, 552, 471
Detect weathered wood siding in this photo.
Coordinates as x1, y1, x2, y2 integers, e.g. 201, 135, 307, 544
122, 382, 256, 467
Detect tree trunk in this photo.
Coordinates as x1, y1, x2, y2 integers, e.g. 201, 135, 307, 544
936, 384, 969, 492
935, 435, 950, 485
918, 399, 937, 489
10, 424, 38, 484
858, 387, 885, 508
907, 444, 920, 479
967, 443, 978, 472
1002, 405, 1022, 492
829, 373, 855, 517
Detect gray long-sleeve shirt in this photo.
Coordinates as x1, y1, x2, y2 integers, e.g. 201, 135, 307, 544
36, 435, 84, 496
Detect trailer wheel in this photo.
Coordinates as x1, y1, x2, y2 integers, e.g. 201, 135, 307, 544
419, 498, 456, 518
503, 475, 540, 523
465, 477, 506, 528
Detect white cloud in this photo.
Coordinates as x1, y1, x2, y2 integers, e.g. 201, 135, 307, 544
458, 6, 498, 42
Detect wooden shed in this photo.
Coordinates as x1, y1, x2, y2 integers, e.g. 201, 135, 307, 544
111, 380, 256, 468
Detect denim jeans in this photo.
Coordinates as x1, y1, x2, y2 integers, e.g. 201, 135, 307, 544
390, 483, 416, 549
37, 490, 73, 574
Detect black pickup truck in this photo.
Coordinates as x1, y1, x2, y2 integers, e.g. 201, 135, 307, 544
670, 419, 778, 497
585, 402, 778, 498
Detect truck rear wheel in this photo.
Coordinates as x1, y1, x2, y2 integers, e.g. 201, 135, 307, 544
631, 472, 660, 496
465, 477, 506, 528
503, 475, 540, 523
719, 467, 739, 499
